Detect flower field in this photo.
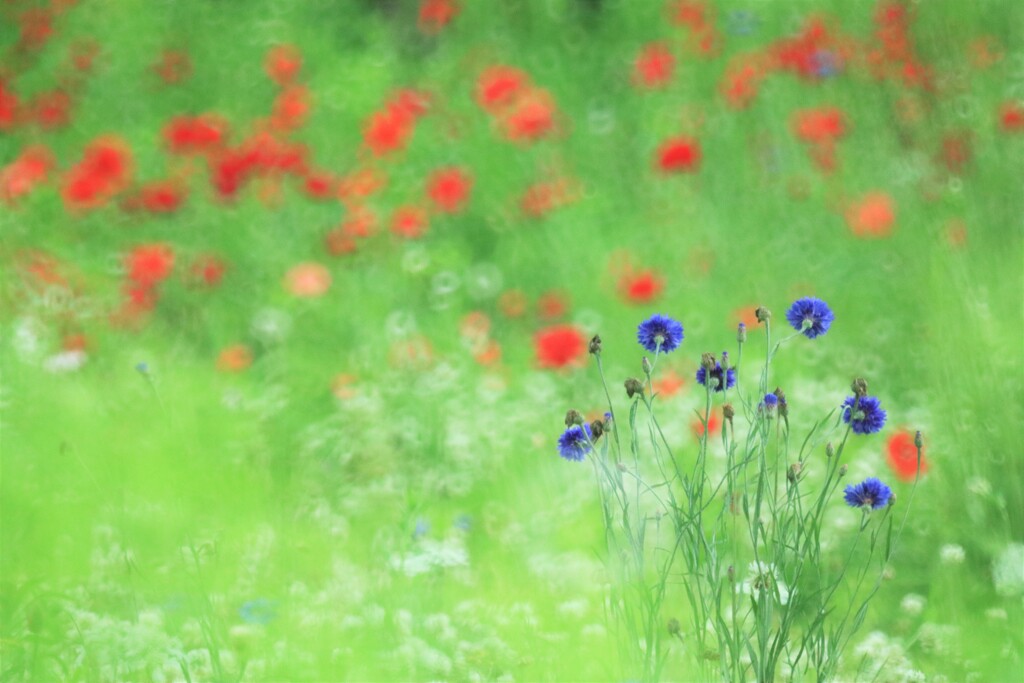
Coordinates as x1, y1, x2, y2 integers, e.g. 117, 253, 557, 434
1, 0, 1022, 680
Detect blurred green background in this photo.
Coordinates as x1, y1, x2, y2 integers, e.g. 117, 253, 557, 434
1, 0, 1022, 680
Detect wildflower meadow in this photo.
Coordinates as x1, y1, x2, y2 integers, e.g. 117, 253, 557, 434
1, 1, 1022, 681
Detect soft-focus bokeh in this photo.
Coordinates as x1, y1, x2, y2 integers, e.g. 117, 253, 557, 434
1, 0, 1022, 680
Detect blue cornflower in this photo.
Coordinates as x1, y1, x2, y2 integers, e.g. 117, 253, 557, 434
763, 393, 779, 410
637, 314, 685, 354
785, 297, 835, 339
696, 361, 736, 393
843, 477, 892, 510
841, 395, 887, 434
557, 423, 593, 462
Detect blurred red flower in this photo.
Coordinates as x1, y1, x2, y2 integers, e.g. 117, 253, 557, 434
62, 136, 133, 211
1, 145, 52, 204
633, 43, 675, 89
426, 167, 472, 213
999, 102, 1024, 133
164, 114, 228, 155
887, 430, 928, 482
0, 79, 20, 131
217, 344, 253, 373
391, 206, 429, 239
793, 107, 846, 144
284, 262, 331, 297
537, 290, 569, 320
418, 0, 460, 34
126, 244, 175, 288
657, 136, 702, 173
265, 45, 302, 86
535, 325, 586, 369
845, 192, 895, 238
188, 254, 227, 287
476, 66, 528, 113
619, 269, 664, 304
502, 92, 556, 143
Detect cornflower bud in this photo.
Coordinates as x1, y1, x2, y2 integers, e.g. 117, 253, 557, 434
667, 618, 681, 636
755, 306, 771, 323
851, 377, 868, 397
838, 464, 848, 478
642, 356, 652, 376
700, 352, 716, 372
774, 387, 788, 418
914, 430, 924, 449
888, 493, 897, 507
624, 378, 644, 399
788, 462, 803, 483
826, 442, 835, 458
737, 322, 747, 344
722, 403, 735, 423
590, 419, 604, 440
589, 334, 602, 356
565, 409, 584, 427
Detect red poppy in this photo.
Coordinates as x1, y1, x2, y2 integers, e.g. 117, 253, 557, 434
793, 107, 846, 144
265, 45, 302, 86
125, 244, 175, 288
62, 136, 133, 211
652, 370, 685, 398
669, 0, 709, 29
1, 145, 52, 204
691, 410, 721, 437
619, 269, 664, 304
476, 66, 528, 113
188, 254, 227, 287
137, 180, 187, 214
426, 167, 472, 213
391, 206, 429, 239
164, 114, 228, 155
537, 290, 569, 320
999, 102, 1024, 133
534, 324, 586, 369
364, 106, 414, 156
633, 43, 675, 89
284, 262, 331, 297
502, 92, 556, 142
418, 0, 460, 34
887, 430, 928, 482
657, 136, 702, 173
0, 79, 20, 131
302, 171, 336, 200
217, 344, 254, 373
720, 58, 763, 109
271, 85, 311, 131
845, 192, 895, 238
